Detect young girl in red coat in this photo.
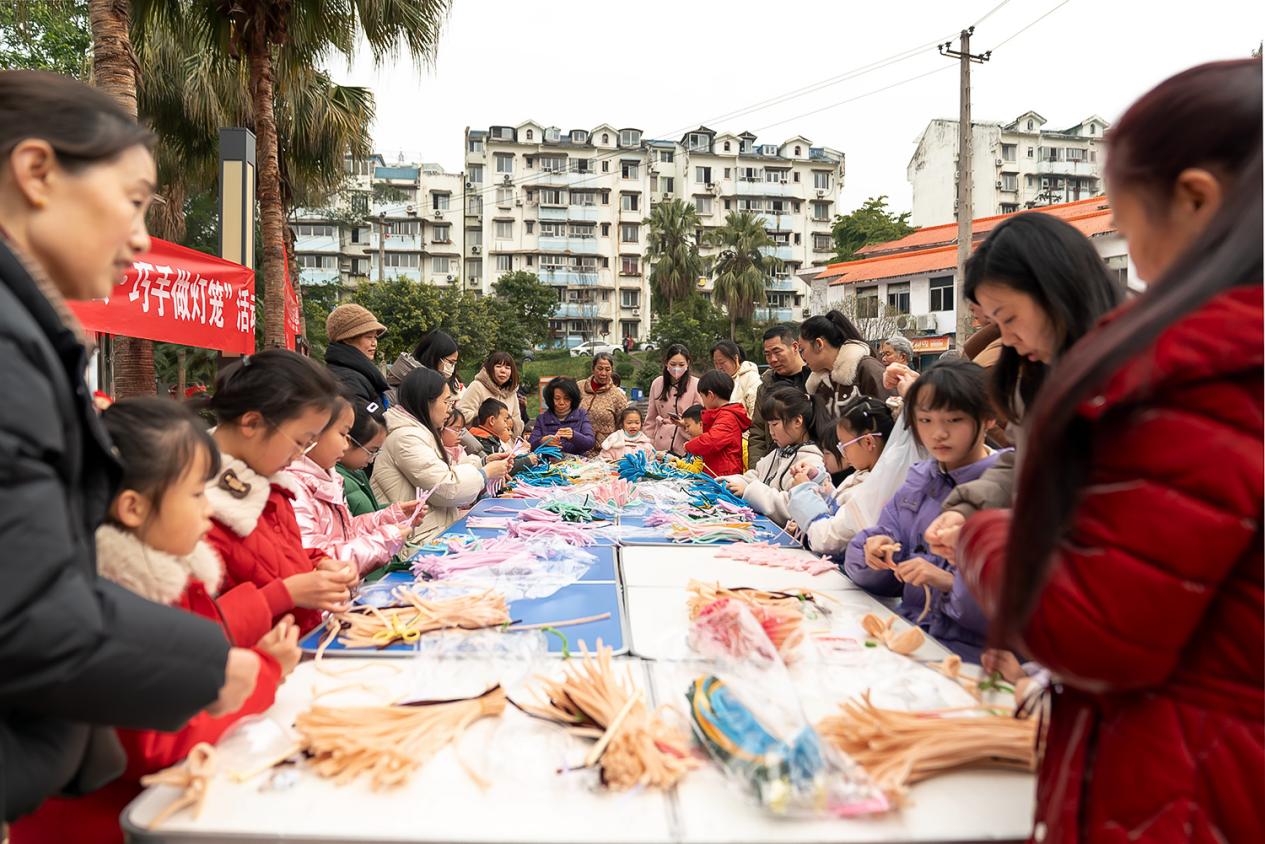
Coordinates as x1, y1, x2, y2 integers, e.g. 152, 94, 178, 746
683, 370, 750, 476
203, 350, 359, 634
10, 399, 301, 844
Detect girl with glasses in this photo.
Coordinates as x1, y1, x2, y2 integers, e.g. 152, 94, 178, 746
337, 399, 387, 517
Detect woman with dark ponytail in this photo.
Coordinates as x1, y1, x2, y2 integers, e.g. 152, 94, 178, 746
798, 310, 892, 440
957, 60, 1263, 843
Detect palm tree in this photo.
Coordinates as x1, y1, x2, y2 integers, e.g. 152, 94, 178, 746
711, 211, 780, 340
135, 0, 450, 349
645, 199, 704, 313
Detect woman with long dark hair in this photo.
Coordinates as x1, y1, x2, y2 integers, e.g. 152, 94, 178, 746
643, 343, 700, 454
0, 71, 256, 822
957, 60, 1263, 842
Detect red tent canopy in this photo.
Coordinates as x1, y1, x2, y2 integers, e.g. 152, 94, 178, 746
68, 238, 256, 354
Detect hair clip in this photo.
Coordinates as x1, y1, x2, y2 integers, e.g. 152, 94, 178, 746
366, 402, 380, 412
240, 355, 252, 368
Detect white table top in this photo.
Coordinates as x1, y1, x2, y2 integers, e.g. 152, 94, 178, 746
620, 545, 853, 591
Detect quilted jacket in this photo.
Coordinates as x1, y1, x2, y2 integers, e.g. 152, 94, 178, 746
958, 286, 1264, 843
683, 403, 751, 477
578, 378, 629, 457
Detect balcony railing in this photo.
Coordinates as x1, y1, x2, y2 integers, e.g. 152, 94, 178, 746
539, 269, 599, 287
538, 236, 600, 255
554, 302, 610, 318
760, 244, 795, 262
765, 278, 796, 292
753, 306, 794, 322
298, 267, 341, 285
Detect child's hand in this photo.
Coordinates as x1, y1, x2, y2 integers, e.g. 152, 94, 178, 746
784, 519, 800, 538
883, 362, 918, 398
893, 557, 954, 592
723, 477, 748, 496
924, 511, 966, 563
255, 614, 301, 678
285, 569, 354, 613
396, 500, 430, 526
789, 462, 820, 486
981, 648, 1026, 684
207, 648, 261, 716
863, 534, 901, 571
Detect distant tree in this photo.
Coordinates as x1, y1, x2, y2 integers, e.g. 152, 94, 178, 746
645, 199, 705, 313
491, 271, 557, 354
711, 211, 778, 339
0, 1, 91, 78
351, 279, 449, 364
831, 195, 916, 262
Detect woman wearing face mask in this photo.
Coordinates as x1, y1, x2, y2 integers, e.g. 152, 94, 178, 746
577, 352, 628, 456
456, 351, 525, 439
643, 344, 700, 455
0, 71, 257, 823
957, 61, 1262, 843
411, 329, 463, 393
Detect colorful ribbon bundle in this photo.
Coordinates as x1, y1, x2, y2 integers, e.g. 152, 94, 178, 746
687, 581, 834, 660
410, 536, 531, 578
319, 588, 511, 651
615, 450, 676, 482
506, 519, 599, 546
715, 543, 837, 576
588, 479, 637, 509
642, 512, 759, 544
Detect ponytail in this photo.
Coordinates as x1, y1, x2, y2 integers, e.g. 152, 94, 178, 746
799, 309, 865, 348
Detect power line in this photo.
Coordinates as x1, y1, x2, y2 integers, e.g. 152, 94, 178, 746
988, 0, 1074, 51
749, 65, 956, 134
973, 0, 1015, 26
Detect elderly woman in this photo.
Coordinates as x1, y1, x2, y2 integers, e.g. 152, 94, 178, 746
577, 353, 628, 456
879, 335, 915, 369
324, 303, 389, 407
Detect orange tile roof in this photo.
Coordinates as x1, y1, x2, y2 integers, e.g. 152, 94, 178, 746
822, 197, 1115, 285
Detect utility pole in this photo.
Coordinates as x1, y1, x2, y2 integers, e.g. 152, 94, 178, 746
940, 28, 990, 348
377, 211, 386, 283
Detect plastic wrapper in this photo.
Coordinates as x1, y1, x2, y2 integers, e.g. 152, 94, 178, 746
685, 602, 890, 818
413, 537, 597, 601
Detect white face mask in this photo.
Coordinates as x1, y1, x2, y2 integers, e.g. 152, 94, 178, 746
439, 361, 456, 378
667, 365, 688, 378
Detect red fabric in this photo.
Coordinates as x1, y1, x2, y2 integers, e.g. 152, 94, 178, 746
957, 286, 1264, 844
10, 583, 282, 844
684, 403, 751, 476
207, 484, 323, 634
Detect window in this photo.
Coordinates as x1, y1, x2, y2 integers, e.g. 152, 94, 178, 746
928, 276, 954, 311
856, 287, 879, 319
540, 222, 564, 238
467, 164, 483, 183
723, 199, 731, 210
525, 221, 534, 234
811, 201, 830, 221
621, 160, 639, 179
495, 153, 513, 173
620, 223, 638, 243
723, 168, 730, 178
467, 138, 483, 153
601, 133, 609, 144
886, 282, 910, 315
566, 191, 592, 207
494, 221, 513, 239
765, 169, 787, 184
1066, 148, 1086, 162
386, 220, 420, 236
568, 224, 594, 238
1001, 174, 1018, 192
601, 223, 611, 237
1001, 144, 1017, 162
793, 146, 801, 156
351, 227, 361, 244
465, 259, 482, 279
620, 288, 640, 307
432, 223, 451, 242
1026, 119, 1034, 130
999, 203, 1019, 214
687, 133, 710, 152
539, 155, 567, 172
297, 254, 337, 269
619, 129, 641, 147
601, 160, 610, 173
657, 150, 674, 163
738, 166, 758, 182
620, 256, 639, 276
813, 233, 831, 251
467, 228, 482, 246
793, 172, 800, 183
432, 256, 451, 274
382, 253, 419, 268
525, 129, 533, 141
695, 166, 712, 184
1027, 146, 1034, 158
1089, 151, 1097, 163
621, 193, 640, 212
813, 171, 831, 190
432, 193, 450, 210
569, 158, 592, 174
496, 254, 512, 272
658, 177, 674, 193
540, 189, 564, 206
495, 187, 513, 206
695, 196, 713, 215
292, 224, 337, 238
467, 195, 481, 214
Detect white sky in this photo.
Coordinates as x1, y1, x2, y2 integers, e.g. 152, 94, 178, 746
326, 0, 1262, 215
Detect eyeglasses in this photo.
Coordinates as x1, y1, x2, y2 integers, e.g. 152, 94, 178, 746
276, 427, 319, 457
348, 433, 380, 463
837, 432, 883, 454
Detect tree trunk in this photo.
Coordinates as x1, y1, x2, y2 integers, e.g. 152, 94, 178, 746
729, 311, 736, 341
247, 31, 287, 349
89, 0, 154, 396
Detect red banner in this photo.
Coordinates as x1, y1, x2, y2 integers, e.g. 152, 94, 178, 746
283, 250, 301, 351
68, 238, 255, 355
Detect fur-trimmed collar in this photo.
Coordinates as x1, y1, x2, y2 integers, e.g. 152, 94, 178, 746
805, 341, 871, 395
95, 523, 222, 605
206, 450, 300, 537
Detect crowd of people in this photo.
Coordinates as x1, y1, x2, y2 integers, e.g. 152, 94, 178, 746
0, 60, 1260, 843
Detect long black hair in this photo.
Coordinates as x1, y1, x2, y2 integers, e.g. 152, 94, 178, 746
997, 59, 1263, 642
101, 398, 220, 516
799, 310, 865, 349
397, 366, 452, 463
207, 349, 339, 427
413, 330, 460, 388
965, 213, 1123, 422
657, 343, 693, 401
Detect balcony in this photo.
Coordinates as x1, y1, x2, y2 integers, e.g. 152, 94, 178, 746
760, 244, 794, 262
376, 267, 422, 283
368, 232, 422, 252
765, 278, 797, 292
554, 302, 611, 319
1036, 158, 1095, 177
754, 306, 794, 322
535, 169, 601, 188
539, 269, 599, 287
538, 205, 601, 223
736, 179, 793, 197
298, 268, 340, 285
538, 236, 599, 255
294, 233, 340, 253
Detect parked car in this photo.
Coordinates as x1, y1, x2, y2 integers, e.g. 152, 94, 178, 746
569, 340, 620, 357
638, 340, 658, 352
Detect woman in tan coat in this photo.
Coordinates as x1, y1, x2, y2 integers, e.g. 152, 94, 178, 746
456, 351, 525, 439
577, 353, 628, 456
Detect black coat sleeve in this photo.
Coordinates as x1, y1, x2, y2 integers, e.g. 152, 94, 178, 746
0, 343, 228, 730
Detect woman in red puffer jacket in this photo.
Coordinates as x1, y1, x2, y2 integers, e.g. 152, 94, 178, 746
956, 59, 1263, 844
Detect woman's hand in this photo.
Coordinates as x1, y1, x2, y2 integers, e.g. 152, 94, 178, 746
285, 567, 355, 613
556, 427, 573, 440
206, 648, 261, 716
863, 534, 901, 571
924, 511, 966, 564
483, 456, 511, 480
894, 557, 954, 592
789, 461, 820, 486
255, 615, 301, 678
981, 648, 1026, 684
883, 363, 918, 398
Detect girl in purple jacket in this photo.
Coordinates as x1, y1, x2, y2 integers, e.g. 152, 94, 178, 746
844, 360, 1008, 661
530, 376, 596, 455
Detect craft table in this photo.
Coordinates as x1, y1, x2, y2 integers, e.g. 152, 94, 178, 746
620, 545, 853, 591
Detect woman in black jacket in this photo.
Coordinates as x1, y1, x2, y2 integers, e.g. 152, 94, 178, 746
0, 71, 256, 823
323, 303, 389, 406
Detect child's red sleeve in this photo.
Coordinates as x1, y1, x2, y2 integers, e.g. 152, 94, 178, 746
684, 414, 739, 459
215, 582, 293, 646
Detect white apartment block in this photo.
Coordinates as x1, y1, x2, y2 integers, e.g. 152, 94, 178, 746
293, 122, 844, 345
907, 111, 1108, 228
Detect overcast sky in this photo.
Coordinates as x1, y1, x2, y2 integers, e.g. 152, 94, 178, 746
326, 0, 1262, 214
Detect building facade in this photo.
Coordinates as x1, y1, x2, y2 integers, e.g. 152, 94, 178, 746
907, 111, 1109, 228
293, 121, 844, 346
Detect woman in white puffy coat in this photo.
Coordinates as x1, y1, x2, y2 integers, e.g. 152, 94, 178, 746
719, 386, 824, 525
711, 340, 763, 419
372, 368, 511, 542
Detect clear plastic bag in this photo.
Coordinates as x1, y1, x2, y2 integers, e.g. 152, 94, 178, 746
421, 537, 597, 601
685, 602, 890, 818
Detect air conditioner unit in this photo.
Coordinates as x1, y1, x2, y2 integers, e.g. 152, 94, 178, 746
501, 175, 512, 184
433, 210, 443, 219
405, 204, 415, 214
815, 190, 825, 198
471, 246, 481, 255
465, 181, 473, 189
514, 199, 523, 207
705, 182, 716, 190
895, 314, 917, 331
995, 159, 1004, 167
446, 274, 454, 282
661, 192, 671, 201
801, 308, 811, 318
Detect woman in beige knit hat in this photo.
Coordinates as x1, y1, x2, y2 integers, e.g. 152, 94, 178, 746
324, 303, 390, 406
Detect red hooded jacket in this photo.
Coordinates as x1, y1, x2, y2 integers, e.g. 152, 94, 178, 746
957, 286, 1263, 843
684, 402, 751, 477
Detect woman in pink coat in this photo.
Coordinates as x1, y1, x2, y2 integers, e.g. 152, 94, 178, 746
642, 343, 700, 455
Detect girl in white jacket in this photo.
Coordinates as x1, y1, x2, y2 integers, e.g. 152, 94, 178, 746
720, 387, 824, 525
371, 368, 511, 542
711, 340, 763, 419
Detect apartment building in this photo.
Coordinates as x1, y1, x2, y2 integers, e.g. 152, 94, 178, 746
907, 111, 1109, 227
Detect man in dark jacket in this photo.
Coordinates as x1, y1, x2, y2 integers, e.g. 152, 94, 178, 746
323, 304, 390, 407
747, 325, 810, 466
0, 243, 239, 822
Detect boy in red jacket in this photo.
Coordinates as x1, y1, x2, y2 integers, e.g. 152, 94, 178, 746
683, 370, 751, 476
